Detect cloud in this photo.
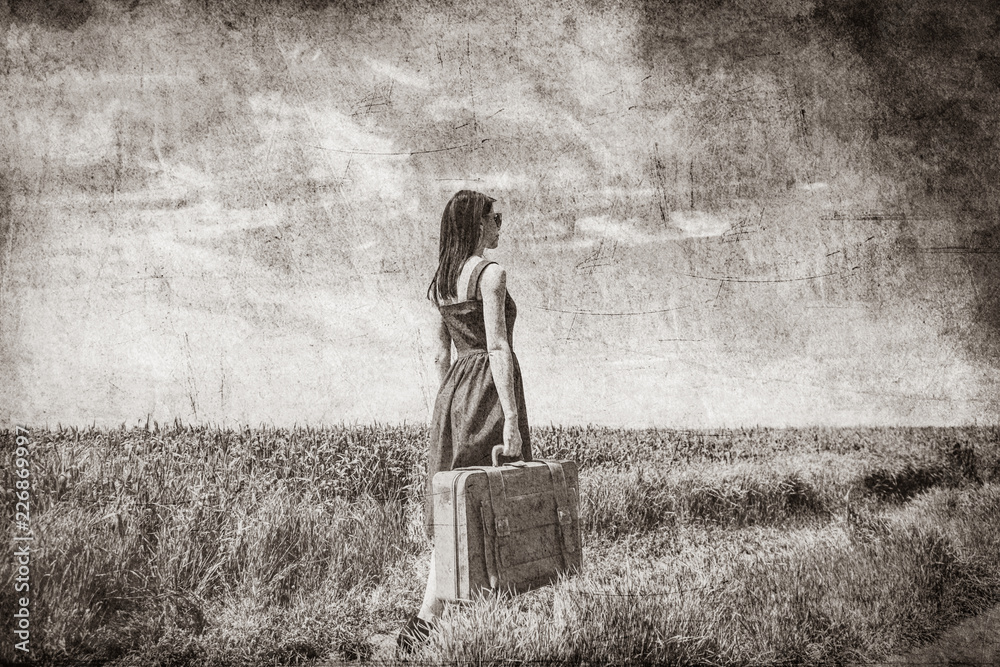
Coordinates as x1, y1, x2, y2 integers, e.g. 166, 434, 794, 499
575, 215, 679, 245
669, 210, 731, 238
246, 94, 418, 202
574, 210, 731, 245
10, 90, 121, 167
172, 203, 285, 240
797, 182, 830, 191
366, 58, 430, 90
475, 172, 539, 191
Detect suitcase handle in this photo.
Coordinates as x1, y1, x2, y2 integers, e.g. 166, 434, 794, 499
491, 445, 526, 467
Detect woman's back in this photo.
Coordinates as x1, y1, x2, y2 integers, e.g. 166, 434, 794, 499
435, 255, 490, 307
435, 257, 517, 353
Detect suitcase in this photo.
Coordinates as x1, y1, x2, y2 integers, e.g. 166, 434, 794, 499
432, 446, 582, 602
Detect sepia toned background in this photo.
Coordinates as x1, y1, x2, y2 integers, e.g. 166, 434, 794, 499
1, 0, 998, 428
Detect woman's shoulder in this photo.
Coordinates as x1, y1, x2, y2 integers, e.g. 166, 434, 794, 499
478, 261, 507, 295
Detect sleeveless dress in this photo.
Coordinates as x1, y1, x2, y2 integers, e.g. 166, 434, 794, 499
425, 258, 532, 541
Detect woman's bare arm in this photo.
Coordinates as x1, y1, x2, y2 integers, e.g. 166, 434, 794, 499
480, 264, 522, 457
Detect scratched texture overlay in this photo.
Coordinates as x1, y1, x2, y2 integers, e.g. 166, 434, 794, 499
0, 0, 997, 428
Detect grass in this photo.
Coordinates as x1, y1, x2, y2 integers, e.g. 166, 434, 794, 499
582, 462, 830, 537
423, 484, 1000, 665
1, 423, 999, 665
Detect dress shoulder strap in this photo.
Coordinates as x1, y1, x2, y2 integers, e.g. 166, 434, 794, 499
466, 258, 496, 301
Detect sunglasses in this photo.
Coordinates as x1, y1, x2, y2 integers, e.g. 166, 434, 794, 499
493, 212, 502, 230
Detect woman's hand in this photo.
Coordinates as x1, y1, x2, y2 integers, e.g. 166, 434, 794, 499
502, 419, 522, 459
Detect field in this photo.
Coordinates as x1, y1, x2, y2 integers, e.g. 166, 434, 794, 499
2, 423, 1000, 666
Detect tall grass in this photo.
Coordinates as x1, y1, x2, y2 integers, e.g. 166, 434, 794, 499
424, 484, 1000, 665
1, 423, 998, 665
1, 423, 426, 665
532, 424, 1000, 468
582, 462, 830, 538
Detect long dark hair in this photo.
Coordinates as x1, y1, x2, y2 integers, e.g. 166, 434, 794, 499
427, 190, 495, 304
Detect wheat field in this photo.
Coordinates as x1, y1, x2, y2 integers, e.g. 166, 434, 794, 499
2, 424, 999, 666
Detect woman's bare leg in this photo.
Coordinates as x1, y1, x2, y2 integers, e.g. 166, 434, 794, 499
417, 552, 444, 622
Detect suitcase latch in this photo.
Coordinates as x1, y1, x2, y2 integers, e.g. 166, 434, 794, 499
558, 508, 572, 525
495, 517, 511, 537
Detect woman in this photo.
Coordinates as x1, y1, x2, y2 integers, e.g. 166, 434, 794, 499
397, 190, 532, 652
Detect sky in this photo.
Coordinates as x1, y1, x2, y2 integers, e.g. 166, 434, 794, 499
1, 0, 999, 428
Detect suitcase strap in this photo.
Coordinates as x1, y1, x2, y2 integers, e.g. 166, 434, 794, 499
544, 461, 577, 564
483, 467, 511, 589
477, 461, 577, 591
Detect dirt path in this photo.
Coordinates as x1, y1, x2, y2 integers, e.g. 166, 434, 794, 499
888, 605, 1000, 666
